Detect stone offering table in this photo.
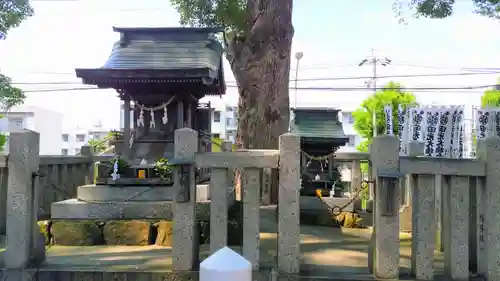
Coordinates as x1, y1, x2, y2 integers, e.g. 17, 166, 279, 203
51, 164, 210, 220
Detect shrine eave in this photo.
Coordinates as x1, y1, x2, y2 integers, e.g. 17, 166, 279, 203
112, 26, 224, 34
76, 67, 215, 80
76, 68, 222, 90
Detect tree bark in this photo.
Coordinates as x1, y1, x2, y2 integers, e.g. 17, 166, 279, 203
227, 0, 294, 150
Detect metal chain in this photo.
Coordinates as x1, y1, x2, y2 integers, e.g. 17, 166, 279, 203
317, 180, 373, 216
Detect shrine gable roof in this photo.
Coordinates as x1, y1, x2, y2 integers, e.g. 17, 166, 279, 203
290, 108, 348, 145
75, 27, 226, 95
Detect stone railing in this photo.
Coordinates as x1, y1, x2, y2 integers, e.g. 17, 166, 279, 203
35, 153, 113, 219
4, 129, 499, 280
171, 128, 300, 273
370, 135, 500, 281
0, 134, 112, 233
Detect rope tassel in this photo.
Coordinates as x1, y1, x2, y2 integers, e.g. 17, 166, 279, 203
133, 95, 176, 128
149, 109, 156, 128
137, 107, 145, 127
162, 106, 168, 124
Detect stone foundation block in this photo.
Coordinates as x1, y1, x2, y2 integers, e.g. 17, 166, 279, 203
103, 220, 152, 245
154, 221, 173, 247
51, 221, 102, 246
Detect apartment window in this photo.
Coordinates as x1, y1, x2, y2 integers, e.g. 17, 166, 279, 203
61, 149, 68, 156
76, 134, 86, 142
213, 111, 221, 122
226, 118, 232, 127
90, 133, 102, 140
347, 135, 356, 147
75, 148, 81, 155
212, 133, 220, 139
344, 112, 354, 124
62, 134, 69, 142
8, 117, 23, 131
226, 130, 236, 140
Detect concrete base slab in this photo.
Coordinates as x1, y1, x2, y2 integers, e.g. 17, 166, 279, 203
51, 199, 211, 220
77, 185, 174, 202
76, 184, 210, 202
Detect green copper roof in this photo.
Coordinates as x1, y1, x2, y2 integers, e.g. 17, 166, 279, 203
102, 27, 223, 74
290, 108, 348, 143
75, 27, 226, 91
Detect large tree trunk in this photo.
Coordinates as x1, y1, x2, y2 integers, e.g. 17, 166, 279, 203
226, 0, 293, 203
227, 0, 294, 150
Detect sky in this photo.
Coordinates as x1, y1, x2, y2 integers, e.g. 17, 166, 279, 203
0, 0, 499, 130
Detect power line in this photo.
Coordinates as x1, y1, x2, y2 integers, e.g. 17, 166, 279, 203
390, 60, 495, 71
20, 84, 499, 93
358, 49, 391, 137
9, 62, 494, 75
393, 63, 464, 70
293, 71, 500, 82
11, 70, 500, 86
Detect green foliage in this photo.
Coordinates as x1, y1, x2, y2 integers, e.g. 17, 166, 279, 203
87, 139, 107, 154
153, 158, 173, 179
0, 1, 33, 111
470, 82, 500, 156
480, 84, 500, 108
356, 140, 371, 173
0, 114, 6, 152
0, 133, 6, 152
394, 0, 500, 21
0, 0, 34, 34
108, 130, 123, 140
353, 81, 418, 141
169, 0, 247, 37
0, 73, 26, 109
356, 139, 370, 153
353, 82, 417, 172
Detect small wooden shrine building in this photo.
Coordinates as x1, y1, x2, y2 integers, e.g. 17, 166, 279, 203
289, 108, 349, 196
75, 27, 226, 162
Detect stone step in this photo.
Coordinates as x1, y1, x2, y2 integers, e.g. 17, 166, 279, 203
51, 199, 210, 220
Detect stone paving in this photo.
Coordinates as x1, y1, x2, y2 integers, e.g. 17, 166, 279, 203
35, 206, 445, 278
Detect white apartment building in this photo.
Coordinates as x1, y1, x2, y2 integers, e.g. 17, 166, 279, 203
213, 105, 359, 147
61, 126, 112, 155
339, 110, 364, 151
211, 103, 237, 142
119, 103, 134, 130
0, 106, 63, 155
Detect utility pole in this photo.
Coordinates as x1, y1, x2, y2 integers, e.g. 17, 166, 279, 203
294, 52, 304, 108
358, 49, 391, 137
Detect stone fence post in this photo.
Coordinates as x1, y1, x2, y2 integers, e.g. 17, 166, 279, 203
277, 133, 300, 274
0, 158, 8, 235
476, 137, 500, 281
172, 128, 198, 271
80, 145, 95, 184
222, 141, 235, 205
5, 130, 43, 268
369, 135, 400, 279
351, 160, 362, 210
